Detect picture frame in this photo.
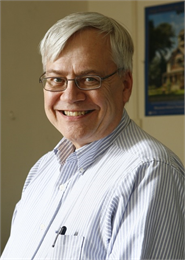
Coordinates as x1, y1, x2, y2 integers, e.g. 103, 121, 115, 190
145, 1, 184, 116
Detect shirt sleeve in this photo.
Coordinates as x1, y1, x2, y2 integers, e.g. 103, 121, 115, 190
107, 160, 184, 260
9, 153, 50, 232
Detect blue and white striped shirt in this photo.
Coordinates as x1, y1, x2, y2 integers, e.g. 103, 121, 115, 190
1, 109, 184, 260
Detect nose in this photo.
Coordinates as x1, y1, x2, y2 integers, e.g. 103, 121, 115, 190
60, 80, 86, 103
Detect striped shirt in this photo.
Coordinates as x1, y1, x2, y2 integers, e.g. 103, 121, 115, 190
1, 109, 184, 260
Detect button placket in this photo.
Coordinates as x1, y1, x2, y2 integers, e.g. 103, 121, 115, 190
40, 224, 46, 231
59, 184, 66, 192
79, 168, 85, 174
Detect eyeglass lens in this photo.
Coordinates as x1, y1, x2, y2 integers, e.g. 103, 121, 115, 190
42, 75, 101, 91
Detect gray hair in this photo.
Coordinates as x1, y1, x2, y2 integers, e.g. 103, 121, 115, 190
39, 12, 134, 72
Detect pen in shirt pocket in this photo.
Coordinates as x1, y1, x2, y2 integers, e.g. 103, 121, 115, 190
52, 226, 67, 247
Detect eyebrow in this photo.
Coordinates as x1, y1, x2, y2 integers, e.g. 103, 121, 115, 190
46, 69, 102, 76
46, 69, 64, 75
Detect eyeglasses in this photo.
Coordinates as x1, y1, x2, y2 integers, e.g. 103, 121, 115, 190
39, 69, 122, 92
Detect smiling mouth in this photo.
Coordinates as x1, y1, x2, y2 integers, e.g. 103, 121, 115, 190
63, 111, 93, 116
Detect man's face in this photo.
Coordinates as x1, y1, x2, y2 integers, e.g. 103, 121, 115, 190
44, 29, 132, 148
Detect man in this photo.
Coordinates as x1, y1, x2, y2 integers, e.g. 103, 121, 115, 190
1, 12, 184, 260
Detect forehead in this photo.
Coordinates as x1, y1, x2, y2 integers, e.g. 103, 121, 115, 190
49, 29, 113, 71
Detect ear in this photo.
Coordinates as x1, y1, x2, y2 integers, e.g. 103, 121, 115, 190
122, 71, 133, 104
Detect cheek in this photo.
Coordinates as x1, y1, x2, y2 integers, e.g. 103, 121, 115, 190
44, 96, 52, 121
43, 93, 59, 126
100, 85, 124, 112
44, 92, 58, 111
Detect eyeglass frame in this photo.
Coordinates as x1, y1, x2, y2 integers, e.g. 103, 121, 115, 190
39, 68, 123, 92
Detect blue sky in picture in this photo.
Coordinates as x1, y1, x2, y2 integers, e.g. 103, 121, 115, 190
149, 11, 184, 50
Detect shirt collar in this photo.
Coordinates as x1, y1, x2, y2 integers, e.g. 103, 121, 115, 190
54, 109, 131, 173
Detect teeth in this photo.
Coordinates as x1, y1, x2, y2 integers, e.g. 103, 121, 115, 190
64, 111, 87, 116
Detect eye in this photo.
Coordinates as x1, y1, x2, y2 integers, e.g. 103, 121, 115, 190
46, 77, 66, 86
53, 77, 65, 84
82, 76, 100, 86
85, 77, 97, 82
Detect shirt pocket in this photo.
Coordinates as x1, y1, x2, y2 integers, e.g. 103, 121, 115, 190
48, 235, 85, 260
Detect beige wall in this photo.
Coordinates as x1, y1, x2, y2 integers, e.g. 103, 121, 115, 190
1, 1, 88, 251
1, 0, 184, 253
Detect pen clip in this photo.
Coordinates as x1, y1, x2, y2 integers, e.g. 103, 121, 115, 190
52, 226, 67, 247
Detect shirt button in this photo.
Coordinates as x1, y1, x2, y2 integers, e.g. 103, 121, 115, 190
59, 184, 65, 191
79, 168, 84, 173
40, 224, 45, 231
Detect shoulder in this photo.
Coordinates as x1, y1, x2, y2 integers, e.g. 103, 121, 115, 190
115, 119, 184, 175
22, 150, 56, 192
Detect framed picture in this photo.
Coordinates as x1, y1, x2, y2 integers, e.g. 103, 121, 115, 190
145, 1, 184, 116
